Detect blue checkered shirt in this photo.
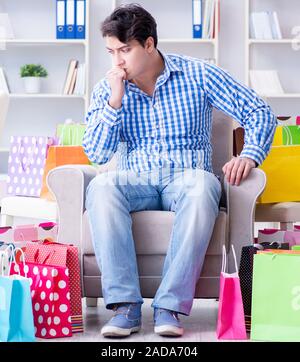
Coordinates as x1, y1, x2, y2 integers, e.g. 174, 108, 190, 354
83, 53, 276, 173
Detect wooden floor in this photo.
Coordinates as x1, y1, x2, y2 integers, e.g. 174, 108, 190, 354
38, 298, 232, 342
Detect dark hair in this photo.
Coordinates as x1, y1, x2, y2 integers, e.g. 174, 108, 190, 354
101, 3, 158, 48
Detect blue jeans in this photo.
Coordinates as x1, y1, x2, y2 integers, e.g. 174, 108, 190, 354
85, 167, 221, 315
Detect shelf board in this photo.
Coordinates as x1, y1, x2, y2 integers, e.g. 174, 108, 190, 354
158, 38, 216, 44
0, 148, 9, 153
261, 93, 300, 99
1, 39, 87, 46
249, 39, 297, 44
9, 93, 86, 99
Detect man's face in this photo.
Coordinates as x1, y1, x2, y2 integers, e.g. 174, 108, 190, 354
105, 36, 152, 80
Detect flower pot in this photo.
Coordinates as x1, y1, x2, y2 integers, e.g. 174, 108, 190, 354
22, 77, 41, 94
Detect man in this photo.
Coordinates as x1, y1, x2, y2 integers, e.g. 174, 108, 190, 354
83, 4, 276, 338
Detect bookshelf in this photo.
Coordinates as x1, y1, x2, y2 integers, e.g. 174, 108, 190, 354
0, 0, 90, 174
112, 0, 219, 65
245, 0, 300, 113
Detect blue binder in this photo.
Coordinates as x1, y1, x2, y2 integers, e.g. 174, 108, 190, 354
75, 0, 86, 39
66, 0, 76, 38
56, 0, 66, 39
192, 0, 202, 38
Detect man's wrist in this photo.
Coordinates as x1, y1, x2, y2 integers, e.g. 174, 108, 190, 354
109, 97, 122, 110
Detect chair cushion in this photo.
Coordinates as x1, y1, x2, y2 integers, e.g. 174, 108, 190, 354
1, 196, 58, 221
256, 202, 300, 223
82, 209, 227, 255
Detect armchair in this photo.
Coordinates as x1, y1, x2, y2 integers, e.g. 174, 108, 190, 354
47, 110, 266, 306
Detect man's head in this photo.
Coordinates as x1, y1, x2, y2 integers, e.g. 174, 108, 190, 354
101, 3, 158, 48
101, 4, 160, 81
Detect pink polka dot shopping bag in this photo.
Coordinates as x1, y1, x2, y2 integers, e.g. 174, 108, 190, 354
24, 241, 83, 333
10, 254, 73, 339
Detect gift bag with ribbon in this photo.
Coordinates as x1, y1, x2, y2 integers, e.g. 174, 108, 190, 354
0, 246, 35, 342
216, 245, 247, 340
56, 122, 86, 146
251, 250, 300, 341
6, 135, 58, 197
239, 241, 289, 333
10, 247, 72, 339
40, 145, 90, 201
25, 241, 83, 333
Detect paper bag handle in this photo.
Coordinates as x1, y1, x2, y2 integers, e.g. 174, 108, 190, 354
221, 245, 238, 273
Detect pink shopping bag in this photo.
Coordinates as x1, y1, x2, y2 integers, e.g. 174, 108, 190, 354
24, 241, 83, 333
10, 256, 72, 339
216, 245, 247, 340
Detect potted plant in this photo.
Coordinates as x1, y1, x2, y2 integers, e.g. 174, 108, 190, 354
20, 64, 48, 94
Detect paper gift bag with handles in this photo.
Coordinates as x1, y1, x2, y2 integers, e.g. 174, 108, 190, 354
216, 245, 247, 340
239, 241, 289, 333
56, 122, 86, 146
7, 135, 58, 197
0, 246, 35, 342
24, 240, 83, 333
40, 145, 90, 201
10, 248, 72, 339
258, 145, 300, 203
251, 250, 300, 341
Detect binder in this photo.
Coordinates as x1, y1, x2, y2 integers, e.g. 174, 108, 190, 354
56, 0, 66, 39
75, 0, 86, 39
66, 0, 76, 39
192, 0, 202, 38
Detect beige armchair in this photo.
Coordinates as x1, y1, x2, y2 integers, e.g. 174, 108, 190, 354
47, 110, 266, 306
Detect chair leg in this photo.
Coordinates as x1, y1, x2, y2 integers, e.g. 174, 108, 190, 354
86, 297, 98, 307
0, 214, 14, 227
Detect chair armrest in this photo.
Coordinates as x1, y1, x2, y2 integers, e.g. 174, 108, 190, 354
226, 168, 266, 270
47, 165, 97, 247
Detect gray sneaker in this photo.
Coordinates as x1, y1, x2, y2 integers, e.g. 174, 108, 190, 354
153, 308, 184, 337
101, 303, 142, 337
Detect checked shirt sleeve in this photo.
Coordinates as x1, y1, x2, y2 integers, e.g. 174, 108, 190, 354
82, 82, 122, 165
203, 62, 277, 165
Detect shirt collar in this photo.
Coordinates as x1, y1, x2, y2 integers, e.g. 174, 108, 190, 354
125, 51, 183, 94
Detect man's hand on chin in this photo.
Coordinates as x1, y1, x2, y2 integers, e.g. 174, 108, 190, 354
222, 156, 256, 186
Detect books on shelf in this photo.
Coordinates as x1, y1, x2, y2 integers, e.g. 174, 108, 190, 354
0, 13, 14, 39
249, 70, 284, 96
250, 11, 282, 40
0, 67, 10, 93
63, 59, 85, 95
193, 0, 217, 39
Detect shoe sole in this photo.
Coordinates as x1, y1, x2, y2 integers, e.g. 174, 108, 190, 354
154, 325, 184, 337
101, 325, 141, 337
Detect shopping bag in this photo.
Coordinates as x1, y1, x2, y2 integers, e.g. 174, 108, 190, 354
25, 241, 83, 333
40, 145, 90, 201
258, 145, 300, 203
251, 251, 300, 341
6, 135, 57, 197
0, 222, 58, 251
216, 245, 247, 340
258, 228, 300, 247
10, 254, 72, 339
0, 247, 35, 342
282, 125, 300, 145
239, 241, 289, 332
56, 123, 86, 146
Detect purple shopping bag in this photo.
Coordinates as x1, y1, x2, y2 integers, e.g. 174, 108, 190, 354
216, 245, 247, 340
6, 136, 57, 197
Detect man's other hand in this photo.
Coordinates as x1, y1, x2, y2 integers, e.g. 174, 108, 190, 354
222, 156, 256, 186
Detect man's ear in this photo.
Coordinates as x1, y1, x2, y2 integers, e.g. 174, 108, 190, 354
145, 37, 155, 53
